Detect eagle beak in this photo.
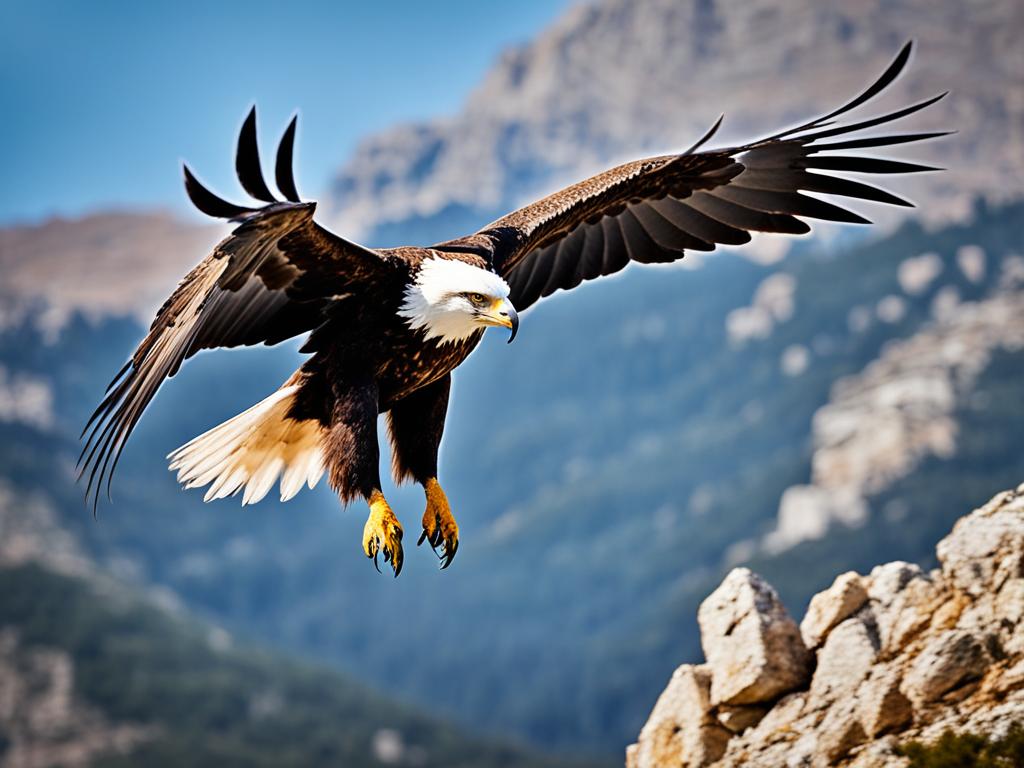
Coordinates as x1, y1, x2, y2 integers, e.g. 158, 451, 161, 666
505, 303, 519, 344
479, 298, 519, 343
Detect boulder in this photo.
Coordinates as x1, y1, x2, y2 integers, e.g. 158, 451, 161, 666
808, 617, 879, 708
631, 664, 730, 768
817, 699, 868, 764
800, 571, 869, 649
856, 664, 913, 737
902, 630, 991, 708
866, 562, 937, 652
632, 486, 1024, 768
698, 568, 812, 706
937, 489, 1024, 598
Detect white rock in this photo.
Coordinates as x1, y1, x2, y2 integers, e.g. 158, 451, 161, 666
698, 569, 812, 706
956, 245, 986, 284
800, 571, 869, 649
876, 295, 907, 323
867, 562, 937, 652
898, 252, 943, 295
808, 617, 879, 708
902, 630, 991, 708
856, 664, 913, 737
817, 699, 868, 764
763, 486, 867, 555
632, 664, 730, 768
997, 578, 1024, 621
937, 488, 1024, 598
636, 486, 1024, 767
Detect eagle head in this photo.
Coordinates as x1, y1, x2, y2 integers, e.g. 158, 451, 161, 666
399, 256, 519, 344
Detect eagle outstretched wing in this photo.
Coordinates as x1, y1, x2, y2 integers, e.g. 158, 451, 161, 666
80, 109, 390, 509
456, 42, 947, 311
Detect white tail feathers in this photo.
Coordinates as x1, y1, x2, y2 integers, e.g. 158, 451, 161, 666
167, 385, 325, 505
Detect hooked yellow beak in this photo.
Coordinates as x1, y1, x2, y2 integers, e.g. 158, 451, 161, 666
477, 298, 520, 343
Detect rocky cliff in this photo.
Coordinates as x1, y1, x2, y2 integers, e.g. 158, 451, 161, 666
329, 0, 1024, 244
627, 483, 1024, 766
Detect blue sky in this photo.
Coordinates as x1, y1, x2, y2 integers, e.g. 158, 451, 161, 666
0, 0, 572, 225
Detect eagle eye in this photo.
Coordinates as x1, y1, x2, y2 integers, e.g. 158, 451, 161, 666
466, 292, 488, 307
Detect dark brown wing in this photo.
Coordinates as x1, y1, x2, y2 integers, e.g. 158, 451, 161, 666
80, 108, 391, 509
455, 42, 947, 311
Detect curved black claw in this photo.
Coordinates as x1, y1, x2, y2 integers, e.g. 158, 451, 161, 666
389, 537, 404, 578
417, 516, 458, 570
439, 537, 458, 570
366, 530, 403, 577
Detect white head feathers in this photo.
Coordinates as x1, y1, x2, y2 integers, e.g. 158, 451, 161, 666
398, 257, 511, 344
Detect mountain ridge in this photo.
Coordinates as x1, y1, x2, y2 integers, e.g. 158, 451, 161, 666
329, 0, 1022, 246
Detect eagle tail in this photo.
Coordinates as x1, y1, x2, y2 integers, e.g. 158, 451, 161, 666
167, 384, 325, 505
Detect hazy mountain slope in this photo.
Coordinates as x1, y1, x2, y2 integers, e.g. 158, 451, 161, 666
2, 0, 1023, 757
330, 0, 1023, 246
2, 201, 1021, 755
0, 213, 220, 332
0, 501, 590, 768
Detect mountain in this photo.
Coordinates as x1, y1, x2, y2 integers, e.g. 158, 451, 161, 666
2, 0, 1024, 758
0, 496, 588, 768
0, 212, 220, 330
627, 482, 1024, 767
329, 0, 1024, 247
4, 200, 1022, 756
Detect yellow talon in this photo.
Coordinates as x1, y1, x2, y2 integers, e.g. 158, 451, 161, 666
363, 490, 404, 576
418, 478, 459, 568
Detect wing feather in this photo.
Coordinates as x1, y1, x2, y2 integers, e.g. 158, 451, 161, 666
648, 198, 751, 246
80, 109, 388, 510
451, 42, 946, 310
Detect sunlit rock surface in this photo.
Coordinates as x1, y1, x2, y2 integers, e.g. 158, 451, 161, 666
628, 484, 1024, 766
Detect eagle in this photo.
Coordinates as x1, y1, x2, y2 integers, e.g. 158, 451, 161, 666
81, 42, 946, 575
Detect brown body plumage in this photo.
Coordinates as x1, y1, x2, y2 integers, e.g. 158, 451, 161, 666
81, 42, 947, 575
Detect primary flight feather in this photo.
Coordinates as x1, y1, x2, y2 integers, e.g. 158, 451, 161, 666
81, 42, 947, 575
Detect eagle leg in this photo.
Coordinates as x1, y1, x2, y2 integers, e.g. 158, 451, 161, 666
417, 478, 459, 569
385, 375, 458, 569
363, 490, 404, 577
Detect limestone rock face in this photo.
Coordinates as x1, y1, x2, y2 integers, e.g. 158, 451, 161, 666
856, 664, 913, 737
937, 487, 1024, 598
698, 568, 813, 706
630, 664, 730, 768
808, 617, 879, 709
902, 630, 992, 708
800, 571, 869, 650
626, 484, 1024, 767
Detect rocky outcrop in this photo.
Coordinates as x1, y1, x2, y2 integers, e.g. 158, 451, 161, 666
627, 483, 1024, 767
698, 569, 813, 707
764, 282, 1024, 554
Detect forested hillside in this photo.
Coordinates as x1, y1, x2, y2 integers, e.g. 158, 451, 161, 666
0, 557, 590, 767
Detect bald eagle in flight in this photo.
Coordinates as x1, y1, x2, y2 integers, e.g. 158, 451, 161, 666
81, 42, 946, 575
